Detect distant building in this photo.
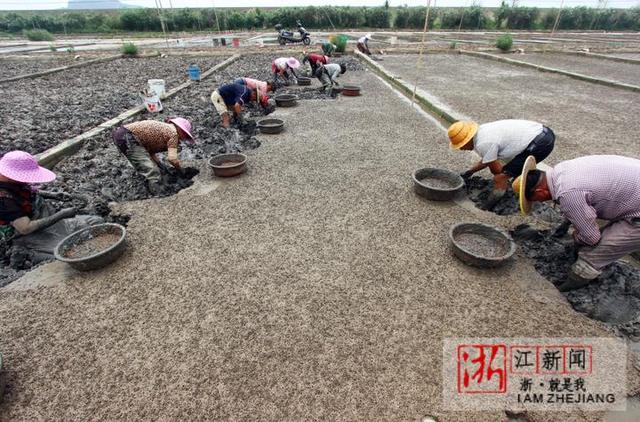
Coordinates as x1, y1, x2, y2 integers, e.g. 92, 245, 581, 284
66, 0, 133, 10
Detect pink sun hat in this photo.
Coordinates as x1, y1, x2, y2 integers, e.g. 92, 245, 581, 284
0, 151, 56, 184
168, 117, 195, 144
287, 57, 301, 69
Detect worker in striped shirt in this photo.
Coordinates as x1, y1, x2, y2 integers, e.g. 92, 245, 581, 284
513, 155, 640, 291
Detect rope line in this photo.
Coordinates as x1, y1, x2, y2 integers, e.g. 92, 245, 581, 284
411, 0, 433, 106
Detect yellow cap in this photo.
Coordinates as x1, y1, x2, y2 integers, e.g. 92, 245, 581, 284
512, 155, 537, 215
448, 121, 478, 150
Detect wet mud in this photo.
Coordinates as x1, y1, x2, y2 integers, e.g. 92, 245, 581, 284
0, 56, 225, 155
512, 224, 640, 338
0, 56, 78, 79
466, 176, 563, 224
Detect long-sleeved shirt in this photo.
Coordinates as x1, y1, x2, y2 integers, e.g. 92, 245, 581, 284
303, 53, 329, 66
124, 120, 180, 154
323, 63, 342, 82
474, 120, 544, 164
240, 78, 268, 102
547, 155, 640, 246
273, 57, 290, 71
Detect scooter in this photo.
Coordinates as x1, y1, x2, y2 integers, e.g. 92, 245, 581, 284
276, 21, 311, 46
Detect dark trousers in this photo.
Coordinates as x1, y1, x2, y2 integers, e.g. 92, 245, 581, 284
502, 127, 555, 176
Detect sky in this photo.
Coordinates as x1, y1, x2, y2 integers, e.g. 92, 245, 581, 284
2, 0, 639, 11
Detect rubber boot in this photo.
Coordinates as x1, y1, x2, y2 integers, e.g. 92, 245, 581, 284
558, 273, 591, 292
558, 258, 600, 292
147, 181, 163, 196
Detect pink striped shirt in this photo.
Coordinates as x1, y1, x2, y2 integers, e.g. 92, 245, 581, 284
547, 155, 640, 246
241, 78, 268, 102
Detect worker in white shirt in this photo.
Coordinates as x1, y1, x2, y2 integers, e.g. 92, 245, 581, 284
447, 119, 556, 210
357, 34, 372, 55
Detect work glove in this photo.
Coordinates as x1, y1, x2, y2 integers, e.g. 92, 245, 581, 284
460, 170, 474, 182
59, 207, 78, 219
558, 258, 600, 292
263, 104, 276, 115
38, 190, 71, 201
551, 219, 572, 238
482, 189, 505, 211
147, 182, 163, 196
179, 167, 200, 179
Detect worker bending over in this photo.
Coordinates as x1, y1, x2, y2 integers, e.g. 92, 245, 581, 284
0, 151, 102, 262
314, 63, 347, 94
513, 155, 640, 291
112, 118, 195, 194
322, 42, 336, 57
302, 53, 329, 75
233, 77, 276, 114
448, 119, 555, 209
272, 57, 300, 86
357, 34, 372, 55
211, 82, 267, 128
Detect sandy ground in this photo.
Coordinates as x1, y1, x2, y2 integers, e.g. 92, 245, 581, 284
508, 53, 640, 87
0, 68, 637, 420
607, 53, 640, 61
379, 53, 640, 164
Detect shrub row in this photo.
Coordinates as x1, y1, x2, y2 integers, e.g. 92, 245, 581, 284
1, 4, 638, 35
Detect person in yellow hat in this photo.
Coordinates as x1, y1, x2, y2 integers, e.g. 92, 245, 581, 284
513, 155, 640, 291
448, 119, 555, 210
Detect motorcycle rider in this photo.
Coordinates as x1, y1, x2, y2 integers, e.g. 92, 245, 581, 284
357, 34, 372, 55
272, 57, 300, 86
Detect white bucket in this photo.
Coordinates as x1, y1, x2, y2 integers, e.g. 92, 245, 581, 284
148, 79, 166, 99
141, 93, 163, 113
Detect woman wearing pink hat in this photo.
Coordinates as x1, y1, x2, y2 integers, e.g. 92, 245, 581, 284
112, 117, 195, 194
0, 151, 101, 261
271, 57, 300, 86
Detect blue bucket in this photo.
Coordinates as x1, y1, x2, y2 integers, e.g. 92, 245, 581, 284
188, 64, 201, 81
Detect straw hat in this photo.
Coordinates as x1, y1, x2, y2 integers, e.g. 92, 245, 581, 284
448, 121, 478, 150
168, 117, 194, 143
512, 155, 537, 215
287, 57, 300, 69
0, 151, 56, 184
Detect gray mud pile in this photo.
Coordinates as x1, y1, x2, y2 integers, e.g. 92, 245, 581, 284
0, 56, 224, 155
512, 224, 640, 338
466, 176, 562, 223
466, 176, 519, 214
0, 56, 77, 79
